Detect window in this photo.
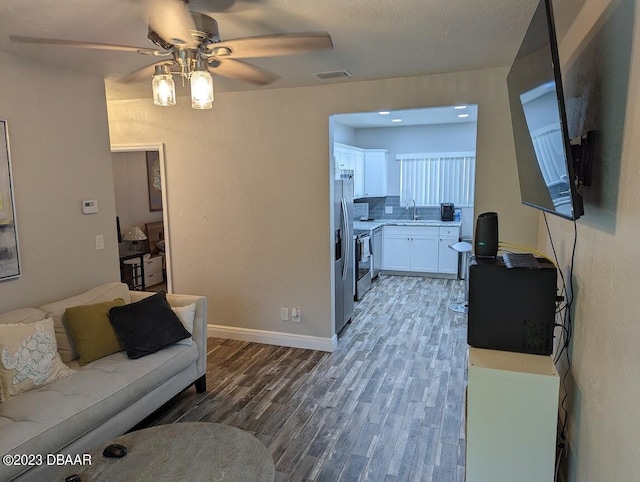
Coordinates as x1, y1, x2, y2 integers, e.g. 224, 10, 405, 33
398, 152, 476, 207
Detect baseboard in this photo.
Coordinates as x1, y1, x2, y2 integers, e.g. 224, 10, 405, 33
207, 324, 338, 352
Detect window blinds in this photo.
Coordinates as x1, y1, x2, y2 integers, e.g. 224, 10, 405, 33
398, 152, 476, 207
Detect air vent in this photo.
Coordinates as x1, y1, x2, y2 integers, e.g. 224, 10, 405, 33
314, 70, 352, 80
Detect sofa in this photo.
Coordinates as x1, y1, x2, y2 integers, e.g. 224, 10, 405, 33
0, 282, 208, 481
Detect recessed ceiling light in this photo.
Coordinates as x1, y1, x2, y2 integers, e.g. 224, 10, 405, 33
458, 113, 470, 118
391, 118, 402, 123
378, 111, 391, 115
454, 105, 468, 110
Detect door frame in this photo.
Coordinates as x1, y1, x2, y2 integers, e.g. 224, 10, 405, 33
110, 143, 173, 293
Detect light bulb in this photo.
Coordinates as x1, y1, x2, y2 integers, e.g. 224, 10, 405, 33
190, 70, 214, 110
152, 66, 176, 107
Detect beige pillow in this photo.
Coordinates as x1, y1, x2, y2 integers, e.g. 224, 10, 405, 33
0, 318, 76, 402
64, 299, 125, 366
172, 303, 196, 346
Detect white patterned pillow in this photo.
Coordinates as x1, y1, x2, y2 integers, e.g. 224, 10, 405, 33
0, 318, 76, 402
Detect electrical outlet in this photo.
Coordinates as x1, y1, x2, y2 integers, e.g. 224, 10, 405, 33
385, 206, 393, 214
95, 234, 104, 250
280, 307, 289, 321
292, 308, 301, 323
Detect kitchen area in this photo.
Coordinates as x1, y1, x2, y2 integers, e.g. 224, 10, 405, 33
332, 105, 478, 334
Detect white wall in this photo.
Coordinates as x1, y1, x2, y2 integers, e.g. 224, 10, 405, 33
112, 151, 163, 236
354, 122, 478, 196
107, 66, 538, 344
0, 52, 119, 311
536, 0, 640, 480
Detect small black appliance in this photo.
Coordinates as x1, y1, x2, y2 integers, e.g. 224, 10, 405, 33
468, 255, 557, 355
440, 203, 454, 221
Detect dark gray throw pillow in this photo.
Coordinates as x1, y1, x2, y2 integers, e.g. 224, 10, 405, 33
108, 291, 190, 359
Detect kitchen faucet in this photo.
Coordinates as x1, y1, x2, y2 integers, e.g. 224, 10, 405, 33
406, 199, 419, 220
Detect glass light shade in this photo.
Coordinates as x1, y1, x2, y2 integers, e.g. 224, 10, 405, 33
152, 69, 176, 107
190, 70, 214, 109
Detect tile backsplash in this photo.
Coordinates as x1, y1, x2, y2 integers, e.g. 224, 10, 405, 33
353, 203, 369, 219
355, 196, 440, 220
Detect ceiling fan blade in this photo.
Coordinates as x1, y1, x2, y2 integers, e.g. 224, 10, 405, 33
119, 61, 175, 83
209, 58, 278, 85
210, 31, 333, 59
143, 0, 197, 47
9, 35, 159, 55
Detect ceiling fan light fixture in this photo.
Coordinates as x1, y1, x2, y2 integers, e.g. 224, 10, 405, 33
152, 64, 176, 106
190, 60, 214, 110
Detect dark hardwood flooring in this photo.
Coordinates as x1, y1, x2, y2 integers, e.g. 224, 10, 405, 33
139, 275, 469, 481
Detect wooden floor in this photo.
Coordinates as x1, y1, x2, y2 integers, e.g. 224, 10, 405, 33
140, 275, 469, 481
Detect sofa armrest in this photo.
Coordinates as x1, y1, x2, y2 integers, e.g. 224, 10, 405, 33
129, 291, 208, 378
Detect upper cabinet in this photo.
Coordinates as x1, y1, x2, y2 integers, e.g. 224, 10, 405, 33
363, 149, 388, 198
334, 144, 387, 199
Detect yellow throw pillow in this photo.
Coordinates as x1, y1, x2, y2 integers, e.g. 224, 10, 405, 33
0, 318, 76, 402
64, 299, 125, 366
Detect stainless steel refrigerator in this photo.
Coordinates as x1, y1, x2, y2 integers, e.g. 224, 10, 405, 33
334, 177, 354, 334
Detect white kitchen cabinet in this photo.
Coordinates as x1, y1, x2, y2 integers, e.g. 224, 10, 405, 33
466, 347, 559, 482
334, 143, 351, 176
383, 226, 439, 272
382, 224, 460, 276
438, 226, 460, 275
382, 234, 411, 270
363, 149, 388, 197
410, 234, 439, 271
353, 149, 365, 198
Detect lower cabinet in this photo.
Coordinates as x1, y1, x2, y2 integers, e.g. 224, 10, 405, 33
382, 226, 438, 272
382, 225, 460, 275
438, 236, 459, 275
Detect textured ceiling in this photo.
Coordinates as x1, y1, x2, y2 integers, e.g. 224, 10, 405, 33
0, 0, 585, 101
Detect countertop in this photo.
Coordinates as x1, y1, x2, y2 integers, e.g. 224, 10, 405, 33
353, 219, 462, 231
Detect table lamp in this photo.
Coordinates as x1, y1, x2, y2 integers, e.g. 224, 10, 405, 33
123, 226, 147, 252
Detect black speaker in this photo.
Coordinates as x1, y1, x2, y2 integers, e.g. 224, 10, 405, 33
474, 212, 498, 258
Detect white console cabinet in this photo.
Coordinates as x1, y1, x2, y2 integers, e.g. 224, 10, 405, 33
466, 347, 559, 482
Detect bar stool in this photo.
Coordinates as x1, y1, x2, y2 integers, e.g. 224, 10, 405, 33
448, 241, 473, 313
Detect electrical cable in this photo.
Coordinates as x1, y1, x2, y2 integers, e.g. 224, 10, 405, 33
542, 211, 578, 478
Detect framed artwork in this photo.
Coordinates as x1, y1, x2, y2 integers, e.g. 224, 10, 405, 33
0, 119, 21, 281
146, 151, 163, 212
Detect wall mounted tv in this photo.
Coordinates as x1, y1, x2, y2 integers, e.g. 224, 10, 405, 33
507, 0, 584, 221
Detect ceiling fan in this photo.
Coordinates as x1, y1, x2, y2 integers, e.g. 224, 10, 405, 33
9, 0, 333, 109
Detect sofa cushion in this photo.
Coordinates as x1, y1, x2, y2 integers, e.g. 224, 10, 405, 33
39, 282, 131, 363
0, 319, 76, 402
0, 308, 46, 326
64, 299, 126, 366
108, 291, 190, 359
0, 343, 197, 462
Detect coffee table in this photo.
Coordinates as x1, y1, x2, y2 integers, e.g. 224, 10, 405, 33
59, 422, 275, 481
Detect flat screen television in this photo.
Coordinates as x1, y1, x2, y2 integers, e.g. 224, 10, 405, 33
507, 0, 584, 220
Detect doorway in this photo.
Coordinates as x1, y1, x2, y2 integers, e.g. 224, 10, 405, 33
111, 144, 173, 293
329, 105, 478, 336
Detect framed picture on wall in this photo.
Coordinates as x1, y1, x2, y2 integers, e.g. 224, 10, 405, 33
0, 119, 21, 281
146, 151, 163, 212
